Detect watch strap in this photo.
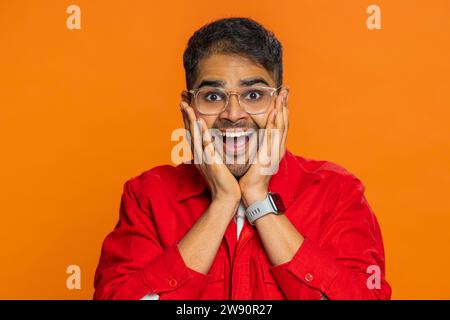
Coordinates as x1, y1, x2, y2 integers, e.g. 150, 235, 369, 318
245, 194, 278, 225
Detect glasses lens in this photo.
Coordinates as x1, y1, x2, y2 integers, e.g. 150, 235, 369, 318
196, 88, 226, 115
240, 87, 273, 114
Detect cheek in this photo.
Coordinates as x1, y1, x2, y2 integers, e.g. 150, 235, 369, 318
197, 114, 217, 128
251, 102, 276, 128
251, 114, 269, 128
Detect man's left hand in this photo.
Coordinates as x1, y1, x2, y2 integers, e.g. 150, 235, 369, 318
239, 87, 289, 207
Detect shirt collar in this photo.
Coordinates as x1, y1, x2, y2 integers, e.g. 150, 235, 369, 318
175, 149, 323, 204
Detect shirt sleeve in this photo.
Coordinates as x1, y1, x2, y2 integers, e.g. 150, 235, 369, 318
137, 203, 242, 301
93, 177, 211, 300
269, 176, 392, 300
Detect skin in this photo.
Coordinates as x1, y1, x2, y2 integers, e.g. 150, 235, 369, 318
177, 53, 306, 277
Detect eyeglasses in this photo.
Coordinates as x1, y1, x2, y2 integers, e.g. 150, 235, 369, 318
186, 85, 283, 116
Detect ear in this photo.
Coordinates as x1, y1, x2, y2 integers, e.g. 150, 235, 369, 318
181, 90, 192, 106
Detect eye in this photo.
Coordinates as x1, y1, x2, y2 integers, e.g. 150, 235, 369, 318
202, 90, 225, 102
243, 90, 263, 100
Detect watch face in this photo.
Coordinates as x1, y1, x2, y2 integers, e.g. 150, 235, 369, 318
270, 193, 286, 212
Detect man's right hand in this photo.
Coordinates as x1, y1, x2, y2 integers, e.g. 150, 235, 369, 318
181, 102, 241, 209
177, 102, 241, 275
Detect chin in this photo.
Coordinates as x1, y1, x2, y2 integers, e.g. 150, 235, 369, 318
226, 163, 251, 178
220, 146, 258, 178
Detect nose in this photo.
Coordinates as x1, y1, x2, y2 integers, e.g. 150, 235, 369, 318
218, 93, 249, 123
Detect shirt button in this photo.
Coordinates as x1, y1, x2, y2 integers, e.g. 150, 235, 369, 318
305, 273, 314, 282
168, 279, 178, 287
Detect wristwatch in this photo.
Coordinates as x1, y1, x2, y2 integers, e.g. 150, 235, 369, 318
245, 192, 286, 225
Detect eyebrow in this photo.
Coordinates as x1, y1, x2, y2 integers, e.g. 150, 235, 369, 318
240, 77, 270, 87
197, 79, 226, 89
196, 77, 270, 89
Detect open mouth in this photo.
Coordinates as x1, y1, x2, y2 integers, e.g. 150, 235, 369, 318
218, 129, 255, 157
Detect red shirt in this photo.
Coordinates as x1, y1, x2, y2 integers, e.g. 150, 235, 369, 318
93, 150, 391, 300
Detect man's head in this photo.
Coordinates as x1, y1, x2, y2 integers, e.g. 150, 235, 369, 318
181, 17, 289, 177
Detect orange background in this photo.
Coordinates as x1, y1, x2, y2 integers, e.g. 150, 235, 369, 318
1, 0, 449, 299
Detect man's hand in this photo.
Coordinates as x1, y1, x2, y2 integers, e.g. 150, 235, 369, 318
181, 102, 241, 207
237, 89, 304, 269
178, 102, 242, 274
239, 88, 289, 207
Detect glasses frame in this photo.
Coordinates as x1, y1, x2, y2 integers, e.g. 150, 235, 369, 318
186, 85, 284, 116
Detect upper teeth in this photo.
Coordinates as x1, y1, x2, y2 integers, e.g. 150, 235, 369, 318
220, 131, 253, 138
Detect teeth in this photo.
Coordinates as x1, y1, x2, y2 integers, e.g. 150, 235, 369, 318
221, 131, 253, 138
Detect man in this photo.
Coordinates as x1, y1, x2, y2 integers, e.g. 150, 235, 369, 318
93, 17, 391, 300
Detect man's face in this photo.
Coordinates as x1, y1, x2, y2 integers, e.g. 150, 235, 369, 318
183, 54, 286, 177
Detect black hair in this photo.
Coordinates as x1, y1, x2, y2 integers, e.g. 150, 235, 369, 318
183, 17, 283, 90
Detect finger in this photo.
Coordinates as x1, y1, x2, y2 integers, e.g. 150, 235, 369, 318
198, 118, 217, 165
281, 106, 288, 142
180, 105, 194, 154
183, 102, 197, 127
280, 107, 288, 157
180, 102, 194, 135
281, 89, 289, 155
281, 97, 288, 143
274, 90, 288, 157
275, 90, 286, 129
180, 103, 192, 145
263, 108, 277, 160
198, 118, 212, 147
271, 111, 281, 161
180, 102, 189, 129
283, 105, 288, 130
182, 103, 203, 164
283, 87, 289, 109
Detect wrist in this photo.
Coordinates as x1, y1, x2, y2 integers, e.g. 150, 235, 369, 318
242, 190, 268, 208
213, 192, 241, 204
210, 197, 240, 217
